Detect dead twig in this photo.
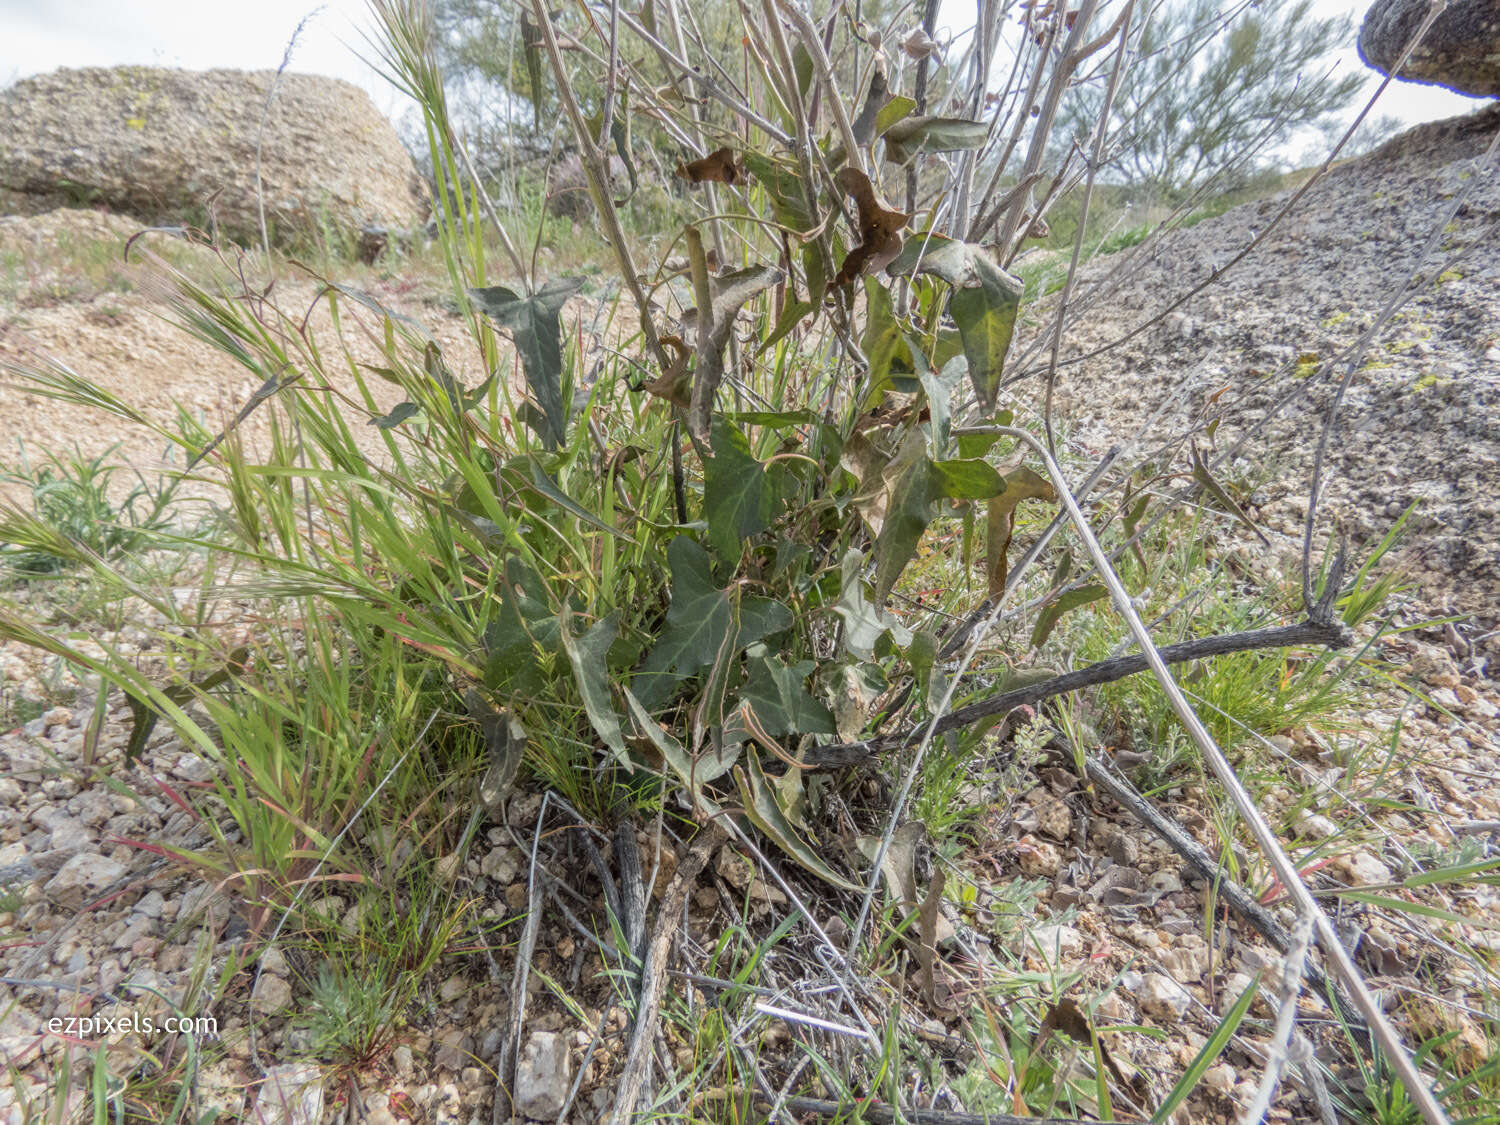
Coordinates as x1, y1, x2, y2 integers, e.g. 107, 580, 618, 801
804, 618, 1352, 768
606, 825, 726, 1125
495, 791, 552, 1123
1086, 753, 1366, 1033
1241, 911, 1317, 1125
959, 429, 1442, 1122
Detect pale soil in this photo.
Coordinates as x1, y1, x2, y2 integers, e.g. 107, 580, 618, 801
0, 209, 477, 497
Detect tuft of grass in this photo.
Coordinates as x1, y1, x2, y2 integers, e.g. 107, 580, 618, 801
0, 442, 182, 576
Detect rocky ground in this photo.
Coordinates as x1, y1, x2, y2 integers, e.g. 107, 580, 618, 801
1022, 103, 1500, 641
1, 106, 1499, 1124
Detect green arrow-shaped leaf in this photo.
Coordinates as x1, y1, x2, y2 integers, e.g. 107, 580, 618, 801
482, 557, 558, 696
704, 418, 778, 560
887, 234, 987, 288
470, 276, 584, 448
883, 116, 989, 163
559, 609, 628, 762
1031, 584, 1109, 650
875, 95, 918, 136
740, 647, 835, 737
931, 458, 1005, 499
736, 755, 859, 890
370, 401, 420, 429
873, 432, 940, 603
634, 537, 792, 707
950, 253, 1023, 409
834, 548, 912, 661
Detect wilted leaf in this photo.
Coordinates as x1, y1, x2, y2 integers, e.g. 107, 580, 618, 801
328, 282, 432, 339
740, 152, 815, 231
1191, 445, 1268, 545
883, 116, 988, 163
872, 437, 1006, 603
931, 458, 1005, 500
739, 647, 835, 737
621, 688, 729, 809
639, 334, 691, 408
466, 689, 526, 818
850, 61, 889, 147
125, 648, 250, 764
901, 26, 945, 61
1030, 584, 1108, 649
759, 298, 816, 353
874, 432, 940, 602
1039, 998, 1127, 1086
705, 418, 778, 560
856, 821, 926, 907
950, 253, 1023, 409
985, 464, 1057, 598
523, 458, 627, 537
862, 277, 910, 392
887, 234, 989, 288
520, 11, 546, 120
675, 146, 745, 185
483, 557, 559, 696
370, 401, 420, 430
835, 548, 912, 660
834, 167, 911, 287
689, 263, 785, 441
587, 93, 639, 203
559, 609, 628, 762
187, 371, 300, 471
470, 277, 585, 448
737, 755, 859, 890
917, 868, 948, 1008
634, 537, 792, 706
875, 95, 918, 135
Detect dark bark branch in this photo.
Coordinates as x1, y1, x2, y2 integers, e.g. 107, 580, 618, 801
804, 619, 1352, 769
1083, 755, 1369, 1044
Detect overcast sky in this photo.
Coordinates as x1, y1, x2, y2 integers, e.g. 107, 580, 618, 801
0, 0, 1484, 139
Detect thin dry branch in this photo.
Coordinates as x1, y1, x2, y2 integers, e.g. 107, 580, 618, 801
1083, 757, 1363, 1036
1241, 911, 1317, 1125
803, 618, 1352, 768
606, 825, 726, 1125
526, 0, 669, 371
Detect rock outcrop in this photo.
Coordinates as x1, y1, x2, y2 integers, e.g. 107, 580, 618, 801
0, 67, 428, 248
1359, 0, 1500, 98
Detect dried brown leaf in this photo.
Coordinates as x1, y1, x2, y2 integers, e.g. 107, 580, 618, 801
833, 166, 911, 286
675, 146, 745, 185
985, 463, 1056, 598
639, 334, 691, 408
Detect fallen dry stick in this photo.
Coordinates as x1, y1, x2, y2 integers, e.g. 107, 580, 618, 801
606, 825, 727, 1125
803, 618, 1351, 769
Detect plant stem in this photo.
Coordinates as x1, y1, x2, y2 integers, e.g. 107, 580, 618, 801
526, 0, 668, 371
